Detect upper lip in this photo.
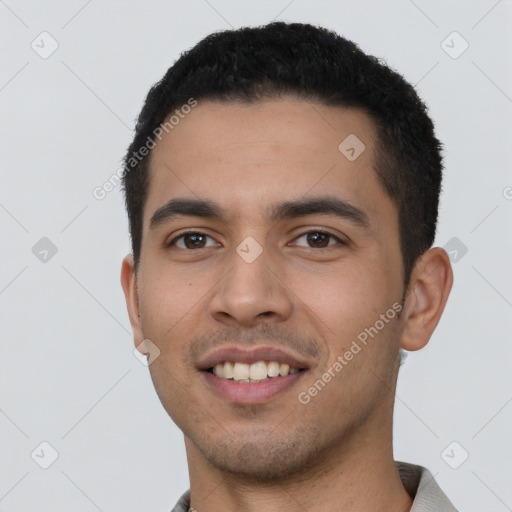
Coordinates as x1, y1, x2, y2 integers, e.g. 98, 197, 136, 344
196, 346, 311, 371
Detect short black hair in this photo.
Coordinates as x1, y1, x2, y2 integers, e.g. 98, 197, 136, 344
122, 21, 443, 289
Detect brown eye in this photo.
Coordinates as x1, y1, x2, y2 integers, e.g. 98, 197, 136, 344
183, 233, 207, 249
167, 232, 217, 250
294, 231, 342, 249
307, 232, 330, 248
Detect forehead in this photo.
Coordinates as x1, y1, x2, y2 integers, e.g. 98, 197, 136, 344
144, 98, 393, 229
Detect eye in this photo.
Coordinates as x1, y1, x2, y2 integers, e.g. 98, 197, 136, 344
166, 231, 218, 250
292, 231, 344, 249
165, 230, 344, 251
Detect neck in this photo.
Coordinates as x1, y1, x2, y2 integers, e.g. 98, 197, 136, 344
184, 410, 413, 512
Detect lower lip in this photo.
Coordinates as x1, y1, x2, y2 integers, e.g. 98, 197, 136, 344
201, 370, 307, 404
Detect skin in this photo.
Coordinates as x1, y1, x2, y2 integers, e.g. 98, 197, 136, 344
121, 97, 453, 512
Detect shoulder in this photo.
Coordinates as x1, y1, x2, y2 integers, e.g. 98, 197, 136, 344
395, 460, 459, 512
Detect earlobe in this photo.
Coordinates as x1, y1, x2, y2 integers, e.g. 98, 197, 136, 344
120, 254, 145, 347
400, 247, 454, 352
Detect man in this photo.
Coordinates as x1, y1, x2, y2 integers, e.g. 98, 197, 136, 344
120, 21, 456, 511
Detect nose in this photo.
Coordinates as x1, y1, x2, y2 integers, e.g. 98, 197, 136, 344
209, 244, 294, 328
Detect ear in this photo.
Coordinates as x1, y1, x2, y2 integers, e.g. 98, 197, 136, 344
400, 247, 454, 351
120, 254, 146, 352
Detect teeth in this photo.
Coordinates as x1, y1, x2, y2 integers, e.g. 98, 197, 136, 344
267, 361, 280, 377
214, 363, 224, 378
211, 360, 302, 381
233, 362, 249, 381
249, 361, 268, 380
223, 361, 234, 379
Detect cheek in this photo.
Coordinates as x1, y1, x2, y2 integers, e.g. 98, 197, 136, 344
289, 255, 385, 322
137, 266, 205, 346
287, 255, 398, 363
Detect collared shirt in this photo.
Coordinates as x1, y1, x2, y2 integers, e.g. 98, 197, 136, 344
169, 461, 458, 512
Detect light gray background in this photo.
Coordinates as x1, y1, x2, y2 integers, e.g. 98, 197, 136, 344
1, 0, 511, 510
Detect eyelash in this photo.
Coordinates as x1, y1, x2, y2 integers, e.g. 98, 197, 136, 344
165, 230, 345, 250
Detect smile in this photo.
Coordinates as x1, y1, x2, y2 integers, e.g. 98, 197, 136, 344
209, 360, 305, 383
197, 346, 311, 404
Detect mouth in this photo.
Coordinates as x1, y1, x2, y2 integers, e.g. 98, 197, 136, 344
197, 346, 310, 404
206, 360, 306, 383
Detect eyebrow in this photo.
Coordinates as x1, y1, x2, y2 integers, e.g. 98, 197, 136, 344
149, 195, 371, 231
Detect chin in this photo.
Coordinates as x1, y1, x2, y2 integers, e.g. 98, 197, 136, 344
192, 425, 324, 482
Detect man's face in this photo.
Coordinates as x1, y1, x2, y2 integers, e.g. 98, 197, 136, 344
126, 98, 406, 480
